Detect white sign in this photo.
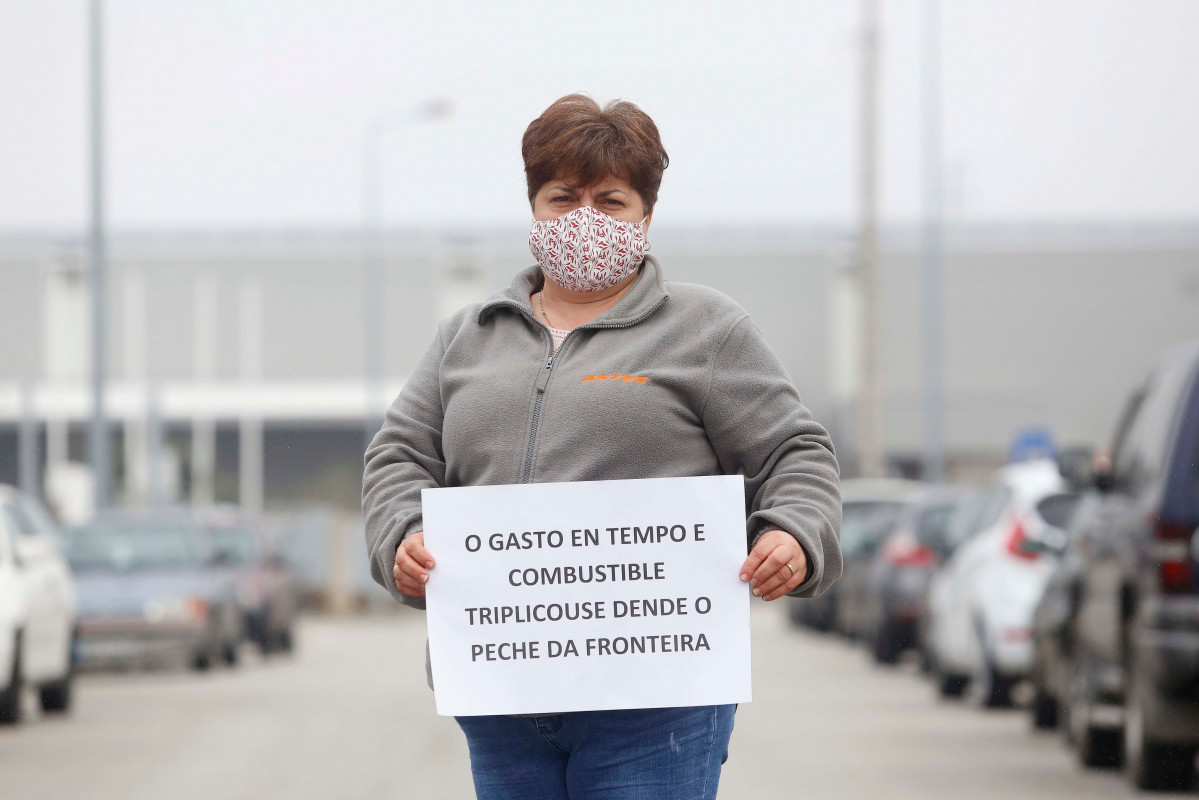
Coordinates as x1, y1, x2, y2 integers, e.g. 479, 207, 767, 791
421, 476, 752, 717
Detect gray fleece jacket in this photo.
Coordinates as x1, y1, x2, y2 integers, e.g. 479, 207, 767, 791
362, 256, 842, 609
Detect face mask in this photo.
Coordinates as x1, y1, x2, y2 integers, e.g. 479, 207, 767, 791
529, 205, 648, 293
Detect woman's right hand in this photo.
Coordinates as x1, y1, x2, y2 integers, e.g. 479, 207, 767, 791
393, 531, 435, 597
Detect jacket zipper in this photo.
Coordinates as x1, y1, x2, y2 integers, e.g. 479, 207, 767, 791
514, 294, 669, 484
520, 351, 555, 483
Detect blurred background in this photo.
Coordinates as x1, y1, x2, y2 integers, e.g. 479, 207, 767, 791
1, 1, 1198, 798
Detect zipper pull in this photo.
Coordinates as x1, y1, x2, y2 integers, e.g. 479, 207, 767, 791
545, 355, 554, 369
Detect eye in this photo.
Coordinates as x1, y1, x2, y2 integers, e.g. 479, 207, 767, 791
551, 195, 571, 203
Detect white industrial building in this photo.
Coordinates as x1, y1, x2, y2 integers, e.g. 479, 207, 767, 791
1, 223, 1196, 519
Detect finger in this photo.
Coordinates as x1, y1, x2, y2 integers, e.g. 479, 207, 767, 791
749, 544, 792, 588
402, 533, 435, 570
396, 575, 426, 597
753, 564, 793, 597
759, 565, 804, 601
395, 550, 429, 583
762, 552, 809, 601
392, 560, 426, 596
738, 540, 773, 582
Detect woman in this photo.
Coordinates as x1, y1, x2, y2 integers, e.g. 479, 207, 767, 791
363, 94, 841, 799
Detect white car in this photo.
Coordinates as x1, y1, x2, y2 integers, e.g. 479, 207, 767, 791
926, 460, 1078, 707
0, 486, 77, 724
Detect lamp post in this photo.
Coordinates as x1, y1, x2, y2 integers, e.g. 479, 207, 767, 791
857, 0, 884, 478
921, 0, 946, 482
361, 99, 453, 449
88, 0, 111, 508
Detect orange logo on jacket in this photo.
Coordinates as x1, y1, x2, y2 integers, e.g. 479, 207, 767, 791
581, 374, 649, 384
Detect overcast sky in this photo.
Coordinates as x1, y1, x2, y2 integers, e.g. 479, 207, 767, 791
2, 0, 1198, 230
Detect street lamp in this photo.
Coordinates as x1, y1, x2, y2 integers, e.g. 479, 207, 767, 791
89, 0, 111, 509
361, 99, 454, 449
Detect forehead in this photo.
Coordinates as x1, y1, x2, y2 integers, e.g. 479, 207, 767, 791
544, 171, 636, 194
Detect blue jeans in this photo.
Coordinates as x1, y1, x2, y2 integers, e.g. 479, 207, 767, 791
455, 705, 737, 800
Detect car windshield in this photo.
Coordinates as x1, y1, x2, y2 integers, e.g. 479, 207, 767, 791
840, 501, 905, 554
64, 524, 201, 572
207, 527, 259, 564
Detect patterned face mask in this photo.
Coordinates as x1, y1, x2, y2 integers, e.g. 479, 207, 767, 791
529, 205, 648, 293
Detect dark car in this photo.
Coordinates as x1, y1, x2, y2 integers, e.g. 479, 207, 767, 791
789, 481, 920, 632
1029, 490, 1101, 731
832, 480, 925, 641
861, 487, 967, 665
1067, 341, 1199, 790
66, 512, 242, 671
202, 515, 299, 655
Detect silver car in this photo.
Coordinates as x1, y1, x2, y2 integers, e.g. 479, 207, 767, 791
65, 513, 242, 671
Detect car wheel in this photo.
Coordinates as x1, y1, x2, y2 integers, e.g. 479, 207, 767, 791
1125, 665, 1197, 791
222, 641, 239, 667
971, 623, 1015, 709
975, 655, 1015, 709
1031, 687, 1058, 730
39, 673, 73, 713
40, 633, 76, 713
1070, 658, 1122, 768
936, 667, 969, 699
872, 625, 901, 666
0, 634, 23, 725
192, 651, 212, 671
278, 626, 294, 654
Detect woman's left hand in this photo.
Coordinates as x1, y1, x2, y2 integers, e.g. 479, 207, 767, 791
739, 530, 808, 601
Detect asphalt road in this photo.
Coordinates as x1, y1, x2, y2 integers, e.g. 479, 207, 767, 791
0, 602, 1192, 799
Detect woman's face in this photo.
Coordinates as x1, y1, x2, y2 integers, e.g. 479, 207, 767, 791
532, 173, 652, 231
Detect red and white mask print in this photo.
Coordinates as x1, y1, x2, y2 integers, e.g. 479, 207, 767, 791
529, 205, 648, 293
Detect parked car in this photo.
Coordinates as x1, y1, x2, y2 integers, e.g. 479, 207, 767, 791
1028, 490, 1101, 732
1067, 341, 1199, 790
0, 487, 77, 724
201, 513, 299, 655
925, 460, 1078, 707
861, 487, 968, 665
833, 480, 926, 640
789, 480, 921, 632
66, 511, 242, 671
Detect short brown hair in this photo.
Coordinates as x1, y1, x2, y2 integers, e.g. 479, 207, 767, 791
522, 94, 669, 213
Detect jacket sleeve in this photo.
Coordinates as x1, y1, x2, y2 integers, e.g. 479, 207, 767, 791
700, 315, 842, 598
361, 328, 448, 610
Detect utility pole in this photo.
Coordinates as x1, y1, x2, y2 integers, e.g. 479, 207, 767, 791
857, 0, 885, 478
361, 100, 453, 450
18, 381, 38, 497
921, 0, 946, 482
88, 0, 110, 509
361, 120, 386, 451
191, 274, 218, 507
239, 280, 264, 515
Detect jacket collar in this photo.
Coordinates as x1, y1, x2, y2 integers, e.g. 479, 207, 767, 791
477, 255, 670, 328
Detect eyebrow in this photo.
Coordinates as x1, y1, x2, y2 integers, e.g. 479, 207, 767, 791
545, 184, 627, 198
